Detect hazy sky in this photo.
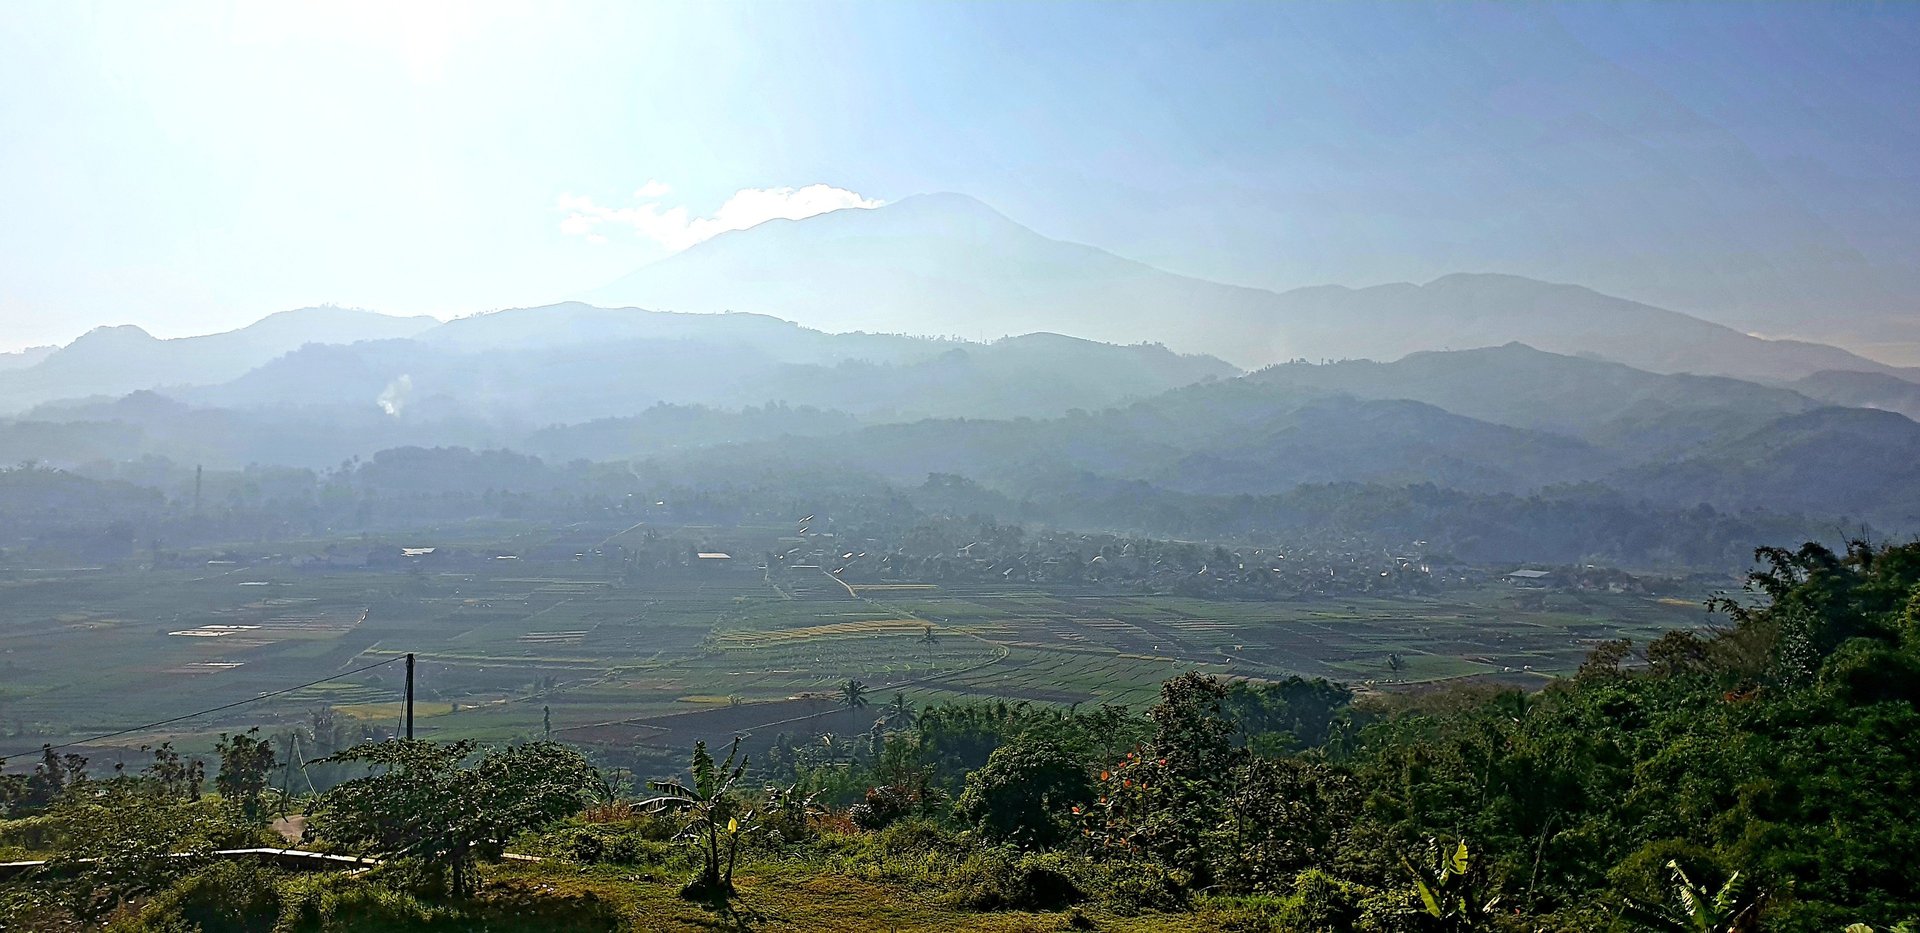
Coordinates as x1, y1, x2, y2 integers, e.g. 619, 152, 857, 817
2, 1, 1916, 352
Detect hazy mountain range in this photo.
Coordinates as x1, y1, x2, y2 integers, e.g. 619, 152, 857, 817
0, 307, 436, 411
642, 343, 1920, 531
4, 193, 1919, 544
7, 192, 1915, 416
587, 193, 1916, 381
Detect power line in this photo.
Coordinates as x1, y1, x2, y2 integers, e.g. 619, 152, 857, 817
0, 656, 402, 761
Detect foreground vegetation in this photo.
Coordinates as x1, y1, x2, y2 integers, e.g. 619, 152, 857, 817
4, 538, 1918, 931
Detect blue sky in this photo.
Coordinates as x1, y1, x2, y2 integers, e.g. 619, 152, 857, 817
2, 1, 1915, 351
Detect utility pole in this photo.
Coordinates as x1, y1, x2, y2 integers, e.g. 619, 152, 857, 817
404, 653, 415, 740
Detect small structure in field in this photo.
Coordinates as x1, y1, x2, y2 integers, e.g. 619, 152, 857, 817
1506, 568, 1556, 587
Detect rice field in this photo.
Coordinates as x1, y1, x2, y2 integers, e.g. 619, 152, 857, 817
0, 523, 1717, 768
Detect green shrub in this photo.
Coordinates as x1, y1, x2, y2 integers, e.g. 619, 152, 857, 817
306, 739, 599, 898
955, 739, 1093, 848
1271, 869, 1368, 932
1210, 757, 1361, 896
876, 816, 961, 854
273, 872, 445, 931
0, 814, 60, 854
944, 847, 1086, 911
1820, 638, 1920, 707
1606, 838, 1721, 908
553, 825, 675, 865
107, 862, 282, 933
1181, 894, 1289, 933
811, 817, 973, 889
564, 827, 607, 862
116, 868, 626, 933
850, 784, 916, 831
1353, 884, 1426, 933
1085, 857, 1188, 913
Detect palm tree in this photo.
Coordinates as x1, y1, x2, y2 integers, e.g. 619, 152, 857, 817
920, 625, 939, 667
882, 692, 916, 729
839, 678, 870, 711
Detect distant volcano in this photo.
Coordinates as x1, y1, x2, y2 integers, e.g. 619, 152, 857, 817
584, 192, 1914, 383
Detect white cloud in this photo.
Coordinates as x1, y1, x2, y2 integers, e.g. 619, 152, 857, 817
557, 183, 884, 252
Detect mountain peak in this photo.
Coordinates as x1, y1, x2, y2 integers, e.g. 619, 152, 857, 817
784, 189, 1032, 241
884, 191, 1007, 217
1421, 272, 1600, 297
74, 323, 158, 345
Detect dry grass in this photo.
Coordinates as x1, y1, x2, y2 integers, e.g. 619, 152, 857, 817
476, 861, 1221, 933
714, 620, 928, 647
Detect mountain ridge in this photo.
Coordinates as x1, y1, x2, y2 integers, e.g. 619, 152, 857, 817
5, 194, 1911, 414
585, 194, 1916, 382
0, 306, 437, 412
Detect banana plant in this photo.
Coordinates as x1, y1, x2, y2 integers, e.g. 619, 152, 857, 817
1621, 859, 1763, 932
762, 780, 826, 844
640, 736, 757, 898
1403, 837, 1500, 930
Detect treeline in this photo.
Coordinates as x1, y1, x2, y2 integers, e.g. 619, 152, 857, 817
3, 448, 1831, 571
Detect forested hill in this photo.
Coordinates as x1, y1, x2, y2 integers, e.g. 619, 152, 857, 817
1249, 343, 1822, 458
6, 340, 1920, 567
657, 358, 1920, 532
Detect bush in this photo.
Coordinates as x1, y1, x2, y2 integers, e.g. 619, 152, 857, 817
1820, 638, 1920, 707
1353, 885, 1427, 933
1606, 838, 1725, 908
876, 817, 961, 854
47, 787, 267, 921
1085, 858, 1189, 913
811, 816, 970, 889
120, 868, 627, 933
563, 828, 607, 863
758, 783, 824, 846
272, 871, 447, 930
955, 739, 1093, 848
1209, 757, 1361, 896
850, 784, 916, 831
107, 862, 282, 933
554, 825, 674, 865
1271, 869, 1367, 932
0, 814, 60, 854
945, 848, 1086, 911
